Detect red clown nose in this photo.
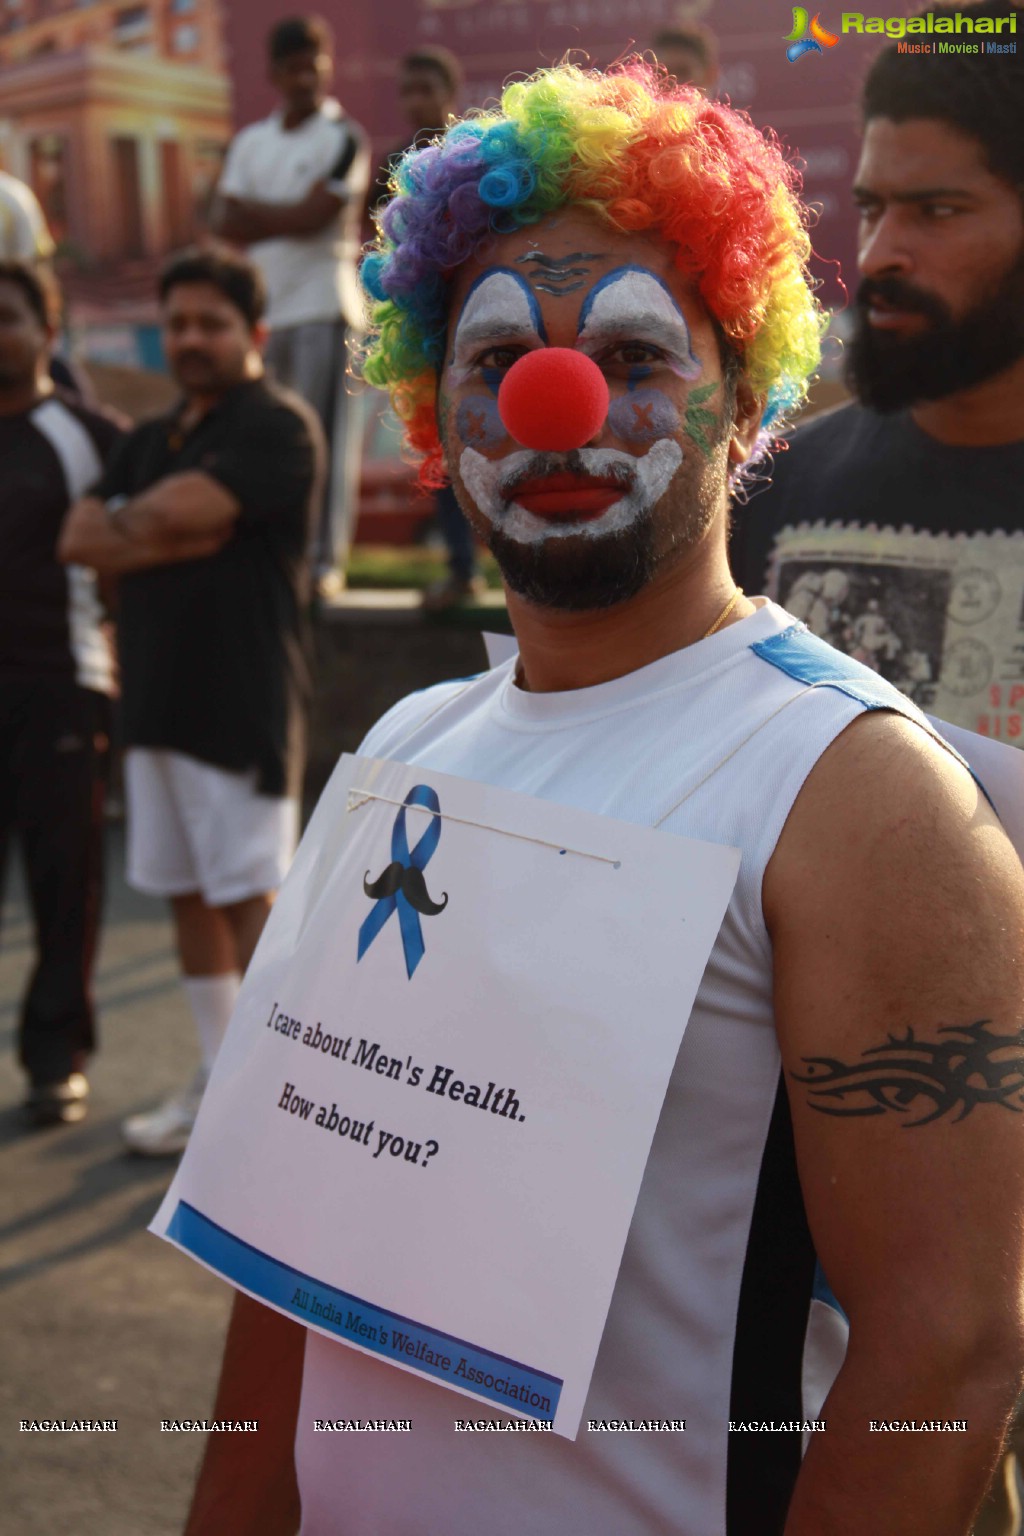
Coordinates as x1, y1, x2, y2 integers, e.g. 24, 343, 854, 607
497, 348, 609, 451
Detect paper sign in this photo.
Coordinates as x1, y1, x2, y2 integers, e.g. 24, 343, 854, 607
152, 755, 740, 1437
483, 630, 518, 669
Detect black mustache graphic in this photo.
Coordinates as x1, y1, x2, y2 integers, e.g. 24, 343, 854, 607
363, 861, 449, 916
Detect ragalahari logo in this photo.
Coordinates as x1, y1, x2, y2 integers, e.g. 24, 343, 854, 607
785, 7, 840, 60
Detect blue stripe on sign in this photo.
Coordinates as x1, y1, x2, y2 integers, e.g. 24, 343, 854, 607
166, 1201, 560, 1420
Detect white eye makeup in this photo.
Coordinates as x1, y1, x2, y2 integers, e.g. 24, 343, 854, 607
449, 269, 548, 374
450, 259, 697, 546
576, 265, 702, 380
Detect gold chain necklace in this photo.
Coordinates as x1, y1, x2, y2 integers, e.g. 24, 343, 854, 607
702, 586, 744, 639
513, 586, 747, 691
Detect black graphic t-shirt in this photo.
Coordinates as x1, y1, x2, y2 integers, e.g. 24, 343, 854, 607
730, 403, 1024, 744
95, 378, 324, 796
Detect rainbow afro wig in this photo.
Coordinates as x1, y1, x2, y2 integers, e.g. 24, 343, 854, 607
361, 59, 824, 486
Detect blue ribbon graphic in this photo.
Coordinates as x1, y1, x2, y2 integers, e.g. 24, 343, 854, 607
357, 785, 445, 979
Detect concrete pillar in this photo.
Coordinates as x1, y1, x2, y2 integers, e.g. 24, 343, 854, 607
75, 108, 114, 261
137, 131, 163, 257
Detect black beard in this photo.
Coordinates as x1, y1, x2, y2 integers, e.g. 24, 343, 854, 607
488, 509, 660, 612
846, 255, 1024, 412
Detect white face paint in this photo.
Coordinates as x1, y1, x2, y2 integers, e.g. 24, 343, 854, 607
460, 440, 684, 545
576, 266, 702, 381
451, 264, 695, 547
449, 270, 545, 380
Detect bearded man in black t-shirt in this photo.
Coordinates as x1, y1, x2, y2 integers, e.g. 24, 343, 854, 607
730, 0, 1024, 753
729, 21, 1024, 1530
0, 261, 124, 1126
60, 247, 324, 1156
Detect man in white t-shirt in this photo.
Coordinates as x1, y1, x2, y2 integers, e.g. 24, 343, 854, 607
183, 62, 1024, 1536
0, 170, 55, 265
211, 15, 368, 588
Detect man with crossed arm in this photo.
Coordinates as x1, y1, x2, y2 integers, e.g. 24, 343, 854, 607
210, 14, 369, 591
182, 62, 1024, 1536
60, 248, 322, 1156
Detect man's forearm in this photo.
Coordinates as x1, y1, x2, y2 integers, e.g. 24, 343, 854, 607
59, 475, 238, 571
185, 1292, 306, 1536
208, 194, 256, 244
57, 498, 228, 574
228, 186, 343, 240
212, 184, 343, 242
115, 473, 238, 540
785, 1336, 1018, 1535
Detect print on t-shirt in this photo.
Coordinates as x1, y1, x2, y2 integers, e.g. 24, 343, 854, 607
766, 524, 1024, 742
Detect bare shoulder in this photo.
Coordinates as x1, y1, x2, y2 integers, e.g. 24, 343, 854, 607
766, 708, 1024, 954
765, 708, 1024, 1114
763, 710, 1024, 1339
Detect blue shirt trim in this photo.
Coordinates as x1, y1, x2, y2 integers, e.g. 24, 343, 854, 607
751, 624, 986, 802
812, 1261, 848, 1324
751, 626, 928, 718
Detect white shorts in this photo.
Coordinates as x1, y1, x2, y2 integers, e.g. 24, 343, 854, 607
125, 748, 299, 906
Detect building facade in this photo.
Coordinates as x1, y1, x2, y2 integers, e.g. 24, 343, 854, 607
0, 0, 231, 264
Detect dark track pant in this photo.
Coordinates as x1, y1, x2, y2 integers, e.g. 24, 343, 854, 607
434, 483, 479, 583
0, 678, 109, 1086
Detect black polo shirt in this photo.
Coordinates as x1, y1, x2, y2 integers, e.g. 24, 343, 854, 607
95, 377, 323, 797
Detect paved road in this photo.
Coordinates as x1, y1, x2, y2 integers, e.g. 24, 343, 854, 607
0, 826, 232, 1536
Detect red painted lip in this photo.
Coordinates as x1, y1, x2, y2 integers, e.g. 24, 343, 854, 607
506, 472, 627, 520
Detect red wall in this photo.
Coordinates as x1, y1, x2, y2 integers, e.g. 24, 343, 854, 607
222, 0, 902, 309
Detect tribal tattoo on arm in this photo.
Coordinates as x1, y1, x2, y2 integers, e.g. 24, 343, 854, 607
790, 1020, 1024, 1127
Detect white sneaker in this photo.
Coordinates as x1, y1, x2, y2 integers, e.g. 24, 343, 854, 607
122, 1070, 207, 1157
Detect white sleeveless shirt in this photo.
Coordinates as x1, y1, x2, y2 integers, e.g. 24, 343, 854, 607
294, 598, 935, 1536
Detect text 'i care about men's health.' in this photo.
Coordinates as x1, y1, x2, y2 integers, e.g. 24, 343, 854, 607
268, 1001, 528, 1172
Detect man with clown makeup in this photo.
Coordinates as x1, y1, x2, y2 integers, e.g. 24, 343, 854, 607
183, 63, 1024, 1536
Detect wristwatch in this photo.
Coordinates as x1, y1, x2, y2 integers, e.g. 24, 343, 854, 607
104, 494, 131, 537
